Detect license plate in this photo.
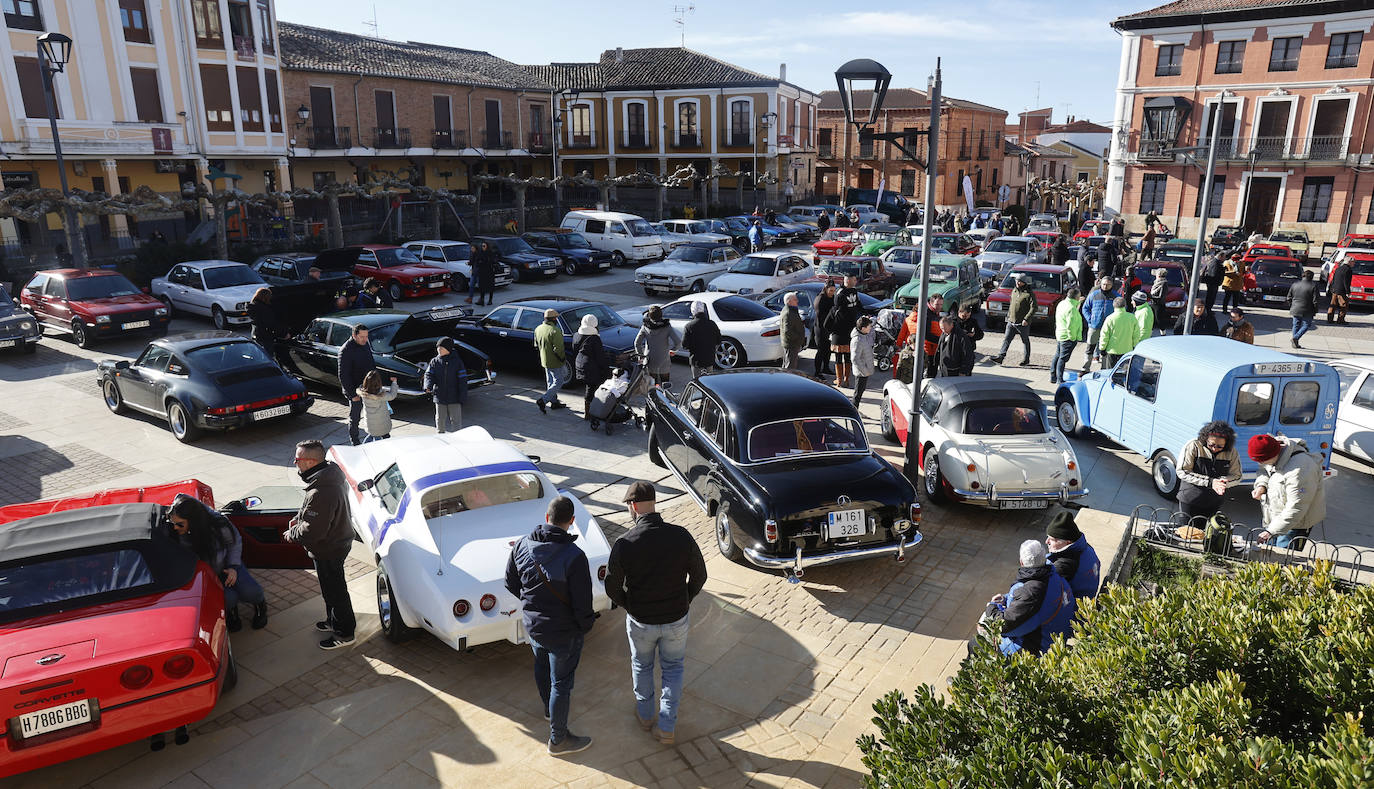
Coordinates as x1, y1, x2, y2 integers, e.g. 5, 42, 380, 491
252, 404, 291, 421
1000, 499, 1049, 510
122, 320, 151, 329
0, 339, 15, 348
16, 699, 93, 740
1263, 295, 1285, 302
598, 262, 610, 269
825, 508, 867, 540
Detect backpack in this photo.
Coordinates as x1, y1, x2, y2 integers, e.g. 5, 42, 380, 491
1203, 512, 1232, 556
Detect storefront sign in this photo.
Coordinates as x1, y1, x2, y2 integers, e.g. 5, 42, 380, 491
1, 172, 37, 189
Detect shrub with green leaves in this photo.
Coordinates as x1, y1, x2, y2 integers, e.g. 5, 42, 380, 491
859, 563, 1374, 787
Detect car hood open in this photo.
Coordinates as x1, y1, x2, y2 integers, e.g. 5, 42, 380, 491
388, 306, 473, 347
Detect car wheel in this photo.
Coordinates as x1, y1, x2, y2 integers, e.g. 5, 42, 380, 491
1152, 451, 1181, 500
103, 379, 127, 415
563, 260, 578, 276
689, 280, 705, 293
715, 506, 742, 562
377, 566, 416, 642
1056, 396, 1087, 438
880, 398, 898, 443
450, 274, 469, 293
71, 319, 92, 349
167, 400, 200, 443
923, 447, 948, 503
648, 430, 665, 468
389, 282, 404, 302
611, 251, 626, 266
714, 338, 746, 370
211, 305, 228, 330
222, 640, 238, 693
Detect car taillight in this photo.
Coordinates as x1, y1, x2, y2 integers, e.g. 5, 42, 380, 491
761, 328, 780, 337
764, 519, 778, 542
970, 481, 980, 489
163, 654, 194, 679
1069, 478, 1079, 488
597, 565, 607, 581
910, 502, 922, 523
1066, 461, 1076, 470
121, 664, 154, 689
453, 599, 470, 618
480, 594, 497, 612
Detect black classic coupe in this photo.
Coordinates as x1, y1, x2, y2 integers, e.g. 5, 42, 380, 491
98, 332, 313, 442
646, 369, 922, 578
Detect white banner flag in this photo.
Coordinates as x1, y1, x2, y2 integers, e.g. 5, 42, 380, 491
962, 175, 975, 213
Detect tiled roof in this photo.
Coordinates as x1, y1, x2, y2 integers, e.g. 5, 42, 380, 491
278, 22, 552, 91
523, 47, 785, 92
1043, 120, 1112, 134
817, 90, 1006, 116
1114, 0, 1335, 27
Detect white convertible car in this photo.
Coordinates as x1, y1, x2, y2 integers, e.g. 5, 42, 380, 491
330, 429, 613, 648
880, 375, 1088, 508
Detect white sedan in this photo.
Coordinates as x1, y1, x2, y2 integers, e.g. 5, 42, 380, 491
331, 429, 613, 648
618, 292, 784, 369
879, 375, 1088, 508
634, 243, 741, 296
151, 260, 267, 329
1331, 357, 1374, 466
658, 219, 732, 246
649, 222, 696, 251
707, 251, 815, 296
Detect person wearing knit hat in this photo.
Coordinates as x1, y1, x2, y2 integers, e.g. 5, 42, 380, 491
424, 336, 467, 432
1248, 433, 1327, 548
1131, 289, 1156, 338
573, 314, 609, 427
1044, 510, 1100, 601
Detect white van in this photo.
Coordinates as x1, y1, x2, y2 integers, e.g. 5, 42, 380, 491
559, 211, 663, 265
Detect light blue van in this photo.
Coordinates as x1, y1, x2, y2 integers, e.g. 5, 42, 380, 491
1053, 336, 1339, 498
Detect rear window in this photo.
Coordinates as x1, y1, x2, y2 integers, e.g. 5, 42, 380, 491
963, 405, 1046, 435
0, 549, 153, 615
747, 417, 867, 461
186, 341, 276, 372
420, 472, 544, 518
202, 265, 265, 290
713, 296, 775, 322
1235, 382, 1274, 426
1279, 381, 1319, 425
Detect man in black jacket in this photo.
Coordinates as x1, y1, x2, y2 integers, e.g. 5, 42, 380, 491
338, 324, 376, 446
604, 481, 707, 746
1200, 248, 1226, 313
681, 301, 721, 379
1327, 259, 1353, 324
936, 315, 975, 376
423, 337, 467, 432
504, 496, 596, 756
1173, 299, 1220, 337
1288, 269, 1321, 348
285, 440, 356, 650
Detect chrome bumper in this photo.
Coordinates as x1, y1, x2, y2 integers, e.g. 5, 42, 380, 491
951, 481, 1089, 506
742, 530, 922, 572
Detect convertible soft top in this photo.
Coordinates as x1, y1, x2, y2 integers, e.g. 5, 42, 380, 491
0, 503, 167, 564
924, 375, 1042, 411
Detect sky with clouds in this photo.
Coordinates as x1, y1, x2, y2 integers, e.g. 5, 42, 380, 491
277, 0, 1147, 125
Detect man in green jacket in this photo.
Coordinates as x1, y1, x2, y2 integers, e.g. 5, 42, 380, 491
534, 308, 569, 414
991, 274, 1035, 367
1131, 291, 1155, 339
1099, 297, 1139, 369
1050, 288, 1083, 384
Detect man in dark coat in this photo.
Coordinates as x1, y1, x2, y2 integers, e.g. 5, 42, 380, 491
1200, 248, 1226, 312
1327, 259, 1353, 324
976, 540, 1075, 656
780, 292, 806, 371
471, 241, 497, 306
1044, 510, 1101, 602
505, 496, 596, 756
1173, 299, 1221, 336
423, 337, 467, 433
247, 288, 282, 353
681, 301, 721, 379
354, 278, 393, 309
935, 315, 975, 376
1076, 246, 1095, 292
816, 211, 831, 233
285, 440, 356, 650
338, 324, 376, 446
1288, 269, 1321, 348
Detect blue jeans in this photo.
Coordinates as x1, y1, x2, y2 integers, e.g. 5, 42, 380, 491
627, 613, 690, 733
540, 364, 568, 406
1051, 339, 1077, 382
222, 564, 265, 611
530, 633, 583, 744
1292, 316, 1315, 341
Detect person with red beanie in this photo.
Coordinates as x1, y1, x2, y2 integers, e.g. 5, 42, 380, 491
1247, 433, 1327, 548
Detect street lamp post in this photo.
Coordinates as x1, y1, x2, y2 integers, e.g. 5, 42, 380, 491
37, 32, 85, 269
1164, 102, 1225, 335
753, 112, 776, 210
835, 57, 940, 488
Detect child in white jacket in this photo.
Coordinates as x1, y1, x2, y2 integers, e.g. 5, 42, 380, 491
356, 370, 398, 441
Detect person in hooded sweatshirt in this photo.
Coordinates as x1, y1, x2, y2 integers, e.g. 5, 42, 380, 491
1131, 291, 1155, 339
634, 305, 680, 386
1043, 510, 1101, 602
680, 301, 720, 380
1098, 296, 1140, 368
1249, 433, 1327, 549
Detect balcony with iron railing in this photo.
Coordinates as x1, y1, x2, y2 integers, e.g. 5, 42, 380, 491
233, 35, 255, 60
372, 127, 411, 148
306, 126, 351, 149
1131, 132, 1353, 163
818, 143, 834, 158
956, 147, 971, 160
481, 129, 512, 149
528, 131, 552, 153
621, 131, 653, 150
670, 132, 701, 149
723, 129, 753, 148
566, 133, 595, 149
858, 140, 875, 159
432, 129, 466, 149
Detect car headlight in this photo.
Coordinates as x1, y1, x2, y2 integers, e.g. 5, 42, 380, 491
708, 284, 720, 291
19, 320, 32, 331
1165, 300, 1183, 308
155, 307, 169, 316
235, 302, 248, 311
738, 287, 753, 295
95, 315, 111, 324
670, 276, 685, 284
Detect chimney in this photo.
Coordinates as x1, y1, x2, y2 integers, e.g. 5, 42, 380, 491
779, 63, 787, 82
615, 47, 624, 63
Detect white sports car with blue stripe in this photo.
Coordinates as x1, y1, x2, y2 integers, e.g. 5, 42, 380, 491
329, 429, 614, 649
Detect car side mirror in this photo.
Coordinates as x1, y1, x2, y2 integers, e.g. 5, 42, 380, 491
660, 381, 673, 392
113, 360, 131, 370
356, 479, 375, 493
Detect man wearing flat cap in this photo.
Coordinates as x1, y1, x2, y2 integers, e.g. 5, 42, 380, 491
1044, 509, 1101, 602
603, 481, 707, 747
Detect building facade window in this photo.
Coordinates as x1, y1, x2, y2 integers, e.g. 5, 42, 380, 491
569, 103, 591, 146
677, 101, 698, 145
432, 95, 452, 147
729, 99, 750, 146
13, 57, 51, 118
1215, 40, 1245, 73
120, 0, 151, 43
3, 0, 43, 31
1269, 36, 1301, 71
375, 90, 396, 145
900, 168, 916, 196
1193, 175, 1225, 218
1140, 173, 1167, 214
956, 168, 965, 196
312, 171, 335, 189
130, 67, 163, 122
264, 69, 281, 131
1297, 176, 1334, 221
1326, 32, 1362, 69
1155, 44, 1183, 76
227, 1, 253, 55
257, 0, 273, 54
199, 64, 233, 130
625, 102, 646, 146
237, 68, 263, 131
191, 0, 223, 47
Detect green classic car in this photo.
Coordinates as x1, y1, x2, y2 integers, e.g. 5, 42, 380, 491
892, 254, 985, 311
854, 224, 909, 257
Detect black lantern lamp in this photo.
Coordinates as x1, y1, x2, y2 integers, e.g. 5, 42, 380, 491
834, 58, 891, 131
37, 32, 73, 73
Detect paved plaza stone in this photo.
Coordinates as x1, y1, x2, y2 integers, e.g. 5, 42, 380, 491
3, 257, 1372, 788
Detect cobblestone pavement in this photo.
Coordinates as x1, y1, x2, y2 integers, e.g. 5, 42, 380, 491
3, 254, 1372, 788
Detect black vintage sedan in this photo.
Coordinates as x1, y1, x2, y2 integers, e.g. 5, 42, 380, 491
522, 229, 614, 275
646, 369, 922, 578
452, 297, 637, 373
279, 307, 494, 398
98, 332, 313, 443
0, 284, 40, 353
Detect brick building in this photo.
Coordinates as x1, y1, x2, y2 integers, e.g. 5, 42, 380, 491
815, 89, 1008, 211
279, 23, 554, 194
1107, 0, 1374, 243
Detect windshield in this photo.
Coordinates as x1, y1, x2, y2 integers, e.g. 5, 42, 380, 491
666, 246, 713, 263
930, 236, 966, 251
963, 405, 1046, 435
1254, 261, 1301, 277
650, 223, 673, 235
202, 265, 265, 289
187, 341, 277, 372
1350, 258, 1374, 275
625, 218, 656, 237
821, 230, 853, 241
562, 303, 624, 329
925, 264, 959, 282
747, 417, 867, 462
864, 231, 898, 242
420, 471, 543, 519
1270, 232, 1305, 243
556, 233, 591, 249
441, 245, 471, 262
986, 239, 1029, 254
728, 256, 778, 276
66, 274, 141, 301
1344, 237, 1374, 250
884, 248, 917, 265
1139, 266, 1184, 285
373, 248, 424, 267
724, 218, 749, 232
492, 237, 534, 255
819, 259, 863, 277
1000, 271, 1061, 292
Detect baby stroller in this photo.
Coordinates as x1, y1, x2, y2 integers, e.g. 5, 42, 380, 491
587, 358, 652, 435
872, 308, 905, 373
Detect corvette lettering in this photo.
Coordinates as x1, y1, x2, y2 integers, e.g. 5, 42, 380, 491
14, 688, 86, 710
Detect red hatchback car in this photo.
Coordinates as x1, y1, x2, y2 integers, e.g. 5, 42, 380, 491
811, 227, 861, 259
21, 269, 170, 348
0, 502, 230, 778
1073, 220, 1111, 242
347, 244, 451, 301
984, 263, 1071, 330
